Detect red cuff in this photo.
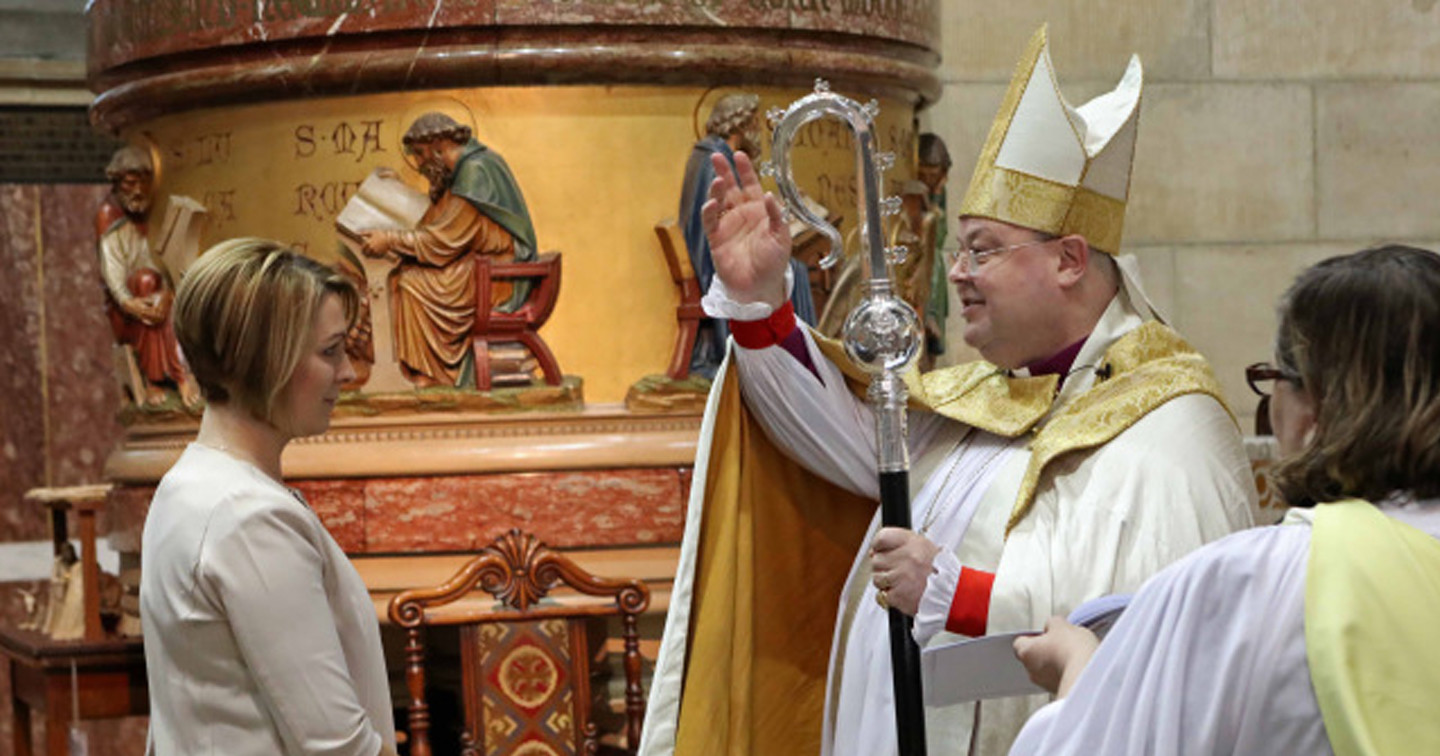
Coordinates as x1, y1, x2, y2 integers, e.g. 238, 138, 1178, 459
945, 567, 995, 637
729, 300, 796, 350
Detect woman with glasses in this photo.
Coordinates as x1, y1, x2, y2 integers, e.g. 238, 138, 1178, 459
1009, 244, 1440, 755
1243, 360, 1304, 436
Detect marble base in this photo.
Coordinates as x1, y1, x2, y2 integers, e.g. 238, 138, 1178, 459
89, 1, 940, 132
109, 465, 689, 556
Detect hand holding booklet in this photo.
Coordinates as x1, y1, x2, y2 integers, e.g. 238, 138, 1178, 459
921, 593, 1130, 705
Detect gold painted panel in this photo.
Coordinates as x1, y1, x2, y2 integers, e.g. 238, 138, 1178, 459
130, 85, 916, 403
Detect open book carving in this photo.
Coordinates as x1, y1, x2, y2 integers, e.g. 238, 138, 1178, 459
156, 195, 208, 279
336, 169, 430, 242
334, 169, 432, 393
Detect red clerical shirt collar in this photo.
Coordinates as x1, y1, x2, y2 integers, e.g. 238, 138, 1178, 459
1022, 336, 1088, 389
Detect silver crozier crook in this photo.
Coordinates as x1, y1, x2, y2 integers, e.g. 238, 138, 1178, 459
764, 79, 927, 756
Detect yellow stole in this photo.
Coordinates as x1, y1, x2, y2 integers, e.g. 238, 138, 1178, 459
813, 320, 1229, 535
673, 364, 874, 756
1306, 499, 1440, 756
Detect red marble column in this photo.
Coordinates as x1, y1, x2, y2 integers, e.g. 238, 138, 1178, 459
0, 186, 49, 543
0, 183, 140, 754
0, 184, 123, 542
39, 185, 124, 491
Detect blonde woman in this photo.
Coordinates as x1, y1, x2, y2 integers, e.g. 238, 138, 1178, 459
141, 239, 396, 756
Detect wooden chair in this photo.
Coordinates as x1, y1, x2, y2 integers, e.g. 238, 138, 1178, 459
653, 221, 704, 380
473, 252, 564, 391
388, 529, 650, 756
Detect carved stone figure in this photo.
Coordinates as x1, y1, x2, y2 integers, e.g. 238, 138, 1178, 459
816, 181, 936, 341
359, 113, 539, 388
332, 246, 375, 390
917, 132, 952, 358
96, 145, 200, 407
677, 93, 816, 379
892, 180, 940, 319
42, 543, 85, 641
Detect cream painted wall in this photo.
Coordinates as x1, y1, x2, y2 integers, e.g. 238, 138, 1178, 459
919, 0, 1440, 429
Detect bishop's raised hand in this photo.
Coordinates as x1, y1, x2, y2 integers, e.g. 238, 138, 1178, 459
700, 151, 791, 309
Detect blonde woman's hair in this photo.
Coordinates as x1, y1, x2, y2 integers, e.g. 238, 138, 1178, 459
1273, 245, 1440, 505
173, 238, 359, 426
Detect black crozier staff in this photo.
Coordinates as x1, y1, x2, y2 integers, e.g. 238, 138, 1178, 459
764, 82, 929, 756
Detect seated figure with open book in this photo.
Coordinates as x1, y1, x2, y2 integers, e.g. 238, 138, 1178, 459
346, 112, 540, 389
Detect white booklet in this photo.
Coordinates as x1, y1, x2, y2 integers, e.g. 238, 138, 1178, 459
921, 593, 1131, 706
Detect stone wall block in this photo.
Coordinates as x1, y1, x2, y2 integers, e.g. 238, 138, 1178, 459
1317, 83, 1440, 240
1127, 83, 1313, 245
1174, 242, 1352, 429
1214, 0, 1440, 79
1127, 246, 1177, 325
941, 0, 1210, 82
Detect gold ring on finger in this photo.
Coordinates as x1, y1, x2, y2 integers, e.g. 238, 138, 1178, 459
875, 589, 889, 611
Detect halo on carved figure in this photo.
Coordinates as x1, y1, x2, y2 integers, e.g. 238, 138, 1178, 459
396, 96, 479, 176
690, 86, 768, 151
690, 85, 722, 141
131, 130, 165, 191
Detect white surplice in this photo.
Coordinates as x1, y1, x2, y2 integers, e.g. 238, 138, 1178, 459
1008, 500, 1440, 756
730, 290, 1255, 756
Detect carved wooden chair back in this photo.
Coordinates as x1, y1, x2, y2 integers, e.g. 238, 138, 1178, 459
471, 252, 564, 390
653, 221, 703, 380
388, 529, 649, 756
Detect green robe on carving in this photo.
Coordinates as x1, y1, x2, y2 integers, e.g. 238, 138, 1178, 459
389, 139, 539, 387
450, 140, 538, 269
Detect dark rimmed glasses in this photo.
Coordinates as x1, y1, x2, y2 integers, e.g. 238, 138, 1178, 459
1245, 362, 1301, 398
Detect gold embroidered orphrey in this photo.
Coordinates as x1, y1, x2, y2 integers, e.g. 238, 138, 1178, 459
814, 321, 1231, 536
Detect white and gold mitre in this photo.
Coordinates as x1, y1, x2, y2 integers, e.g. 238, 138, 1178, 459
959, 25, 1142, 255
